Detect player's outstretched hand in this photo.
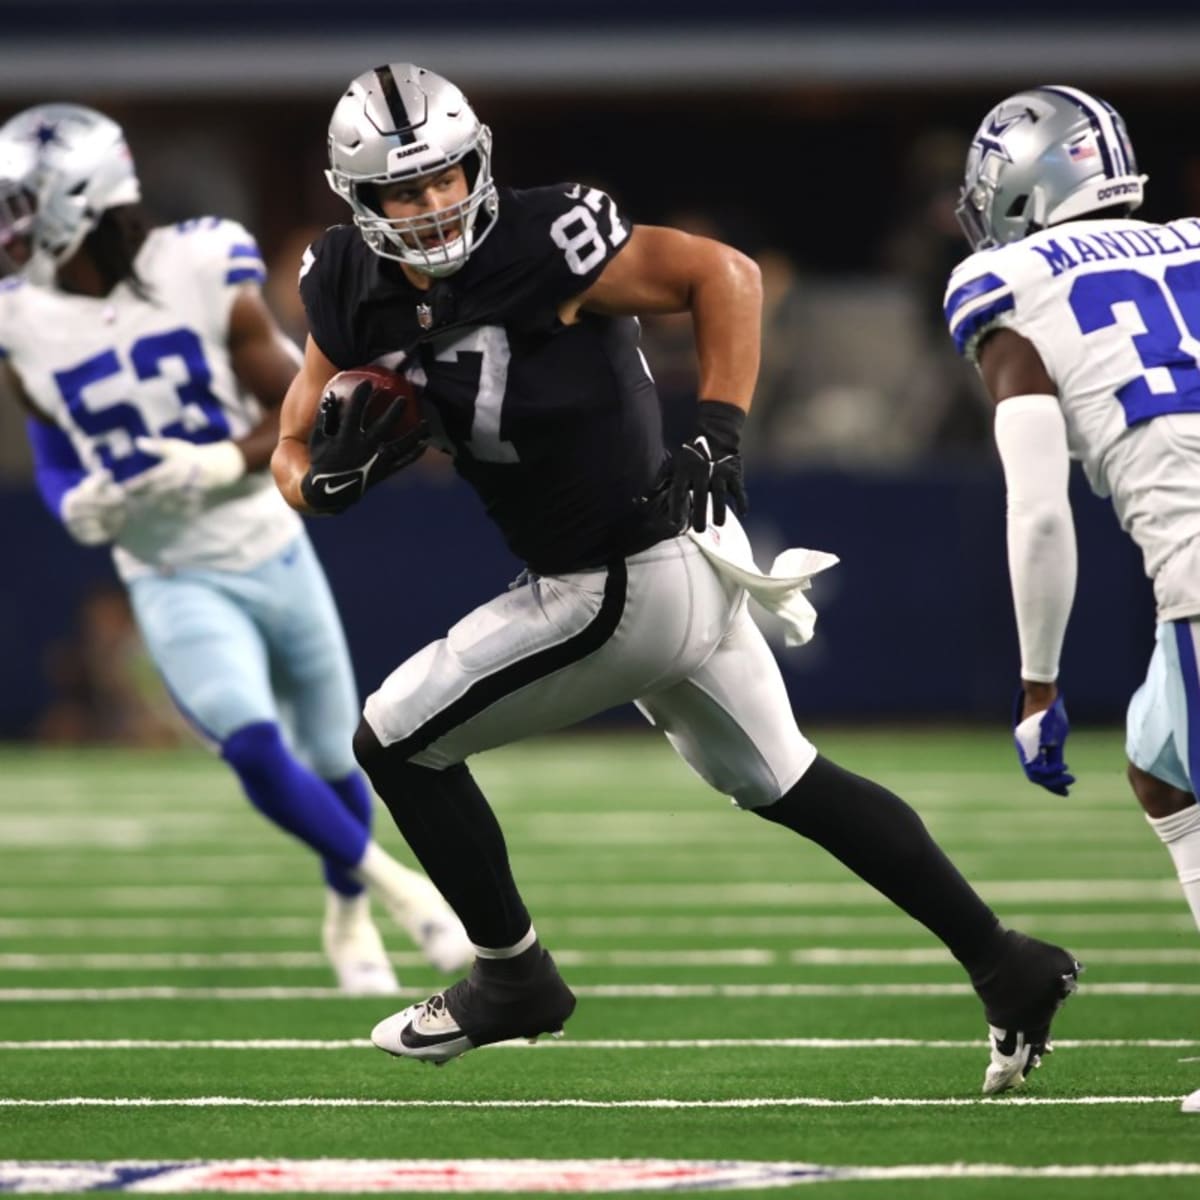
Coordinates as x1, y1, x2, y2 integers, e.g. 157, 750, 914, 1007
60, 469, 128, 545
1012, 691, 1075, 796
664, 400, 748, 534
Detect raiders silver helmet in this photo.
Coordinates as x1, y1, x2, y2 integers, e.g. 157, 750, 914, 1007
325, 63, 498, 277
956, 85, 1147, 251
0, 103, 141, 269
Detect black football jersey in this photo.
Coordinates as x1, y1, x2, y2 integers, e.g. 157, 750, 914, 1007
300, 184, 676, 574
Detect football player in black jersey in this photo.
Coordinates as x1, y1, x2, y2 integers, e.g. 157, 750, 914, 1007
273, 63, 1080, 1094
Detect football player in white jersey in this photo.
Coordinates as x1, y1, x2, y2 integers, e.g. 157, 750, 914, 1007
947, 86, 1200, 1111
0, 103, 471, 994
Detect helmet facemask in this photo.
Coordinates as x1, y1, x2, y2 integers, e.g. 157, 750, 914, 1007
0, 178, 36, 277
326, 64, 499, 278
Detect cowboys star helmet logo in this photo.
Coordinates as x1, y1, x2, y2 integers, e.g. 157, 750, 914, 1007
28, 120, 64, 152
973, 109, 1029, 171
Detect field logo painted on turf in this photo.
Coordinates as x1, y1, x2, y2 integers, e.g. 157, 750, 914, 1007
0, 1159, 834, 1192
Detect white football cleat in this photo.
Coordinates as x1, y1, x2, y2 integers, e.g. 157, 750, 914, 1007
409, 909, 475, 974
322, 890, 400, 996
982, 1026, 1047, 1096
357, 845, 474, 972
371, 949, 576, 1066
973, 931, 1081, 1096
372, 994, 472, 1064
374, 879, 474, 972
1183, 1088, 1200, 1113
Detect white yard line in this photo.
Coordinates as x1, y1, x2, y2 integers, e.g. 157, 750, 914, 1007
0, 1094, 1182, 1109
0, 879, 1184, 908
0, 917, 317, 937
0, 913, 1192, 938
0, 1037, 1195, 1051
0, 981, 1197, 1001
1, 946, 1198, 969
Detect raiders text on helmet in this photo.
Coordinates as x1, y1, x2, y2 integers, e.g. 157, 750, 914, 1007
0, 103, 141, 270
956, 85, 1148, 251
325, 63, 498, 277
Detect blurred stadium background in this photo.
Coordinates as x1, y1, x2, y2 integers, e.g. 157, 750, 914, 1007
1, 0, 1197, 739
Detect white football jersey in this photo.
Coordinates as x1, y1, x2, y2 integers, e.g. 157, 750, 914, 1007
0, 217, 301, 580
946, 217, 1200, 620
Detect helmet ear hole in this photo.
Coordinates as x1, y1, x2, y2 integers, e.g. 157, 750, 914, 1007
1005, 195, 1029, 218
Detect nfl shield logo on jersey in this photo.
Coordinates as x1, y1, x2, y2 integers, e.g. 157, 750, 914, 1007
416, 302, 433, 330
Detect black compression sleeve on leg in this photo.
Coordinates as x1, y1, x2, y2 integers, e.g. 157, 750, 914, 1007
353, 720, 532, 950
756, 754, 1003, 971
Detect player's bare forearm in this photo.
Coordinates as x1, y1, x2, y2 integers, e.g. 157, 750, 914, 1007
271, 335, 340, 512
272, 383, 319, 513
271, 433, 314, 513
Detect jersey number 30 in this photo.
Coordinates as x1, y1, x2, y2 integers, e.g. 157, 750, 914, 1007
1069, 264, 1200, 425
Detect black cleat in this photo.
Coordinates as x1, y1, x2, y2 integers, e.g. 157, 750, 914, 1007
971, 930, 1082, 1095
370, 948, 576, 1065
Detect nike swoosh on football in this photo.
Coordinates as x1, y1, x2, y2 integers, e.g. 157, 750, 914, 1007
322, 478, 358, 495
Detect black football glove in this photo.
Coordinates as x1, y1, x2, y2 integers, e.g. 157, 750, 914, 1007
664, 400, 748, 533
300, 380, 426, 515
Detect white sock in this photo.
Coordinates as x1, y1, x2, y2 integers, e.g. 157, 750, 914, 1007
356, 841, 439, 914
473, 925, 537, 960
325, 887, 370, 921
1146, 803, 1200, 931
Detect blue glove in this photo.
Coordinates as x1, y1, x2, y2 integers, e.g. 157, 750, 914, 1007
1011, 690, 1076, 796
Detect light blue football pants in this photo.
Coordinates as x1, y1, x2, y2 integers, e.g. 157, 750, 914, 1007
1127, 617, 1200, 796
127, 531, 359, 779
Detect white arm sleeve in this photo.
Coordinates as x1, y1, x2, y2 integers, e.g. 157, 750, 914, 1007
993, 393, 1077, 683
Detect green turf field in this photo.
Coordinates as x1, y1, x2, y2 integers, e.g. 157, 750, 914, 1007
1, 728, 1198, 1196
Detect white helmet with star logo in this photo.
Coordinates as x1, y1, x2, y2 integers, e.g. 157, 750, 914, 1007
0, 103, 141, 269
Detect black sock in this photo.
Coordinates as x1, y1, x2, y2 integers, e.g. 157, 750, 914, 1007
353, 720, 532, 949
756, 755, 1003, 971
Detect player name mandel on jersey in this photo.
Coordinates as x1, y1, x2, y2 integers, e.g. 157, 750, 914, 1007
1027, 217, 1200, 277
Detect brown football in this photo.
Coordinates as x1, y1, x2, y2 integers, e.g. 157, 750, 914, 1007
322, 365, 426, 444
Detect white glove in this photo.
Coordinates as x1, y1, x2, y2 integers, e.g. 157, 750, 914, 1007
60, 470, 128, 545
129, 436, 246, 502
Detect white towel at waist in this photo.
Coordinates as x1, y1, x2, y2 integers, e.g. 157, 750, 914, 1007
686, 509, 838, 647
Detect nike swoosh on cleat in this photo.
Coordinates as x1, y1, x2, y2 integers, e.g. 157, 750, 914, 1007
399, 1023, 473, 1051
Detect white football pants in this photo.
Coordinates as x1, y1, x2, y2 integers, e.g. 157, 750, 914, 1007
362, 533, 816, 809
